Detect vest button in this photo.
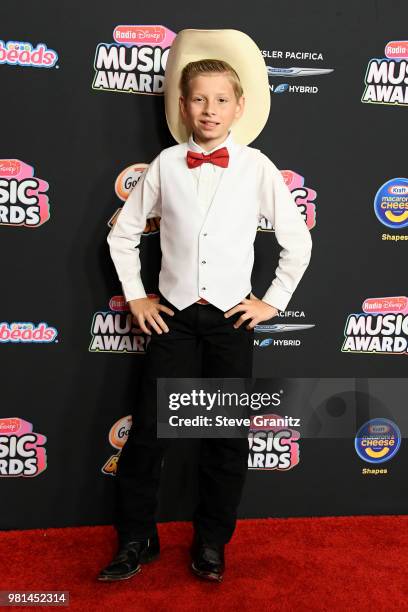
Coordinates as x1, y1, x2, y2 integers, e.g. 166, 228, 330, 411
203, 233, 207, 236
201, 260, 206, 264
201, 287, 206, 290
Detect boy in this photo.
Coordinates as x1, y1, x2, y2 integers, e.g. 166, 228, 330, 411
98, 29, 312, 583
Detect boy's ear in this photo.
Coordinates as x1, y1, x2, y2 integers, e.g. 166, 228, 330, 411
235, 95, 245, 121
179, 96, 186, 120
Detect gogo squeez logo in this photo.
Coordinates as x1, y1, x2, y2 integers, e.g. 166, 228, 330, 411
93, 25, 176, 94
89, 295, 158, 353
257, 170, 316, 232
0, 160, 50, 227
362, 40, 408, 106
248, 413, 300, 470
0, 418, 47, 477
108, 162, 160, 235
102, 415, 132, 475
342, 296, 408, 354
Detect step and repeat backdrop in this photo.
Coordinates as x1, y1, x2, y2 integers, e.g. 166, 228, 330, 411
2, 1, 408, 529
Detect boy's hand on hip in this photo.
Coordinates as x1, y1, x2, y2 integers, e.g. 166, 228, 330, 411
224, 294, 279, 330
128, 297, 174, 335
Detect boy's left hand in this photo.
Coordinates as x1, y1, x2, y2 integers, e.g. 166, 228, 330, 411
224, 293, 279, 330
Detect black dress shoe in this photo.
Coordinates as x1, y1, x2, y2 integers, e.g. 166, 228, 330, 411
97, 533, 160, 581
190, 534, 225, 582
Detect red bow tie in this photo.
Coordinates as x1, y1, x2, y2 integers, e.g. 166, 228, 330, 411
186, 146, 229, 169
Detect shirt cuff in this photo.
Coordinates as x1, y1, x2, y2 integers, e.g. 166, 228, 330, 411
121, 281, 147, 303
261, 285, 292, 312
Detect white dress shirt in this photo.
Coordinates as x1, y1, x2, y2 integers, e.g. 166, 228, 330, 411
107, 130, 312, 312
188, 130, 230, 215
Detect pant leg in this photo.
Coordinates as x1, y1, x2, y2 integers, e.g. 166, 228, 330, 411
114, 293, 201, 540
193, 295, 254, 544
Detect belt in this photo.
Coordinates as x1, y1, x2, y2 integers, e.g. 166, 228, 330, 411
196, 292, 251, 306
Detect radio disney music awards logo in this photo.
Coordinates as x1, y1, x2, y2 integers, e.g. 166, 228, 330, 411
101, 415, 132, 476
89, 295, 158, 353
342, 296, 408, 355
0, 418, 47, 477
262, 47, 334, 95
108, 163, 160, 235
248, 413, 300, 470
257, 170, 316, 232
0, 159, 50, 227
374, 178, 408, 242
355, 419, 401, 474
0, 39, 58, 68
254, 309, 315, 348
93, 25, 176, 94
362, 40, 408, 106
0, 321, 58, 344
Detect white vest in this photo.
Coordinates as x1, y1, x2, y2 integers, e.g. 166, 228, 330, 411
158, 141, 262, 311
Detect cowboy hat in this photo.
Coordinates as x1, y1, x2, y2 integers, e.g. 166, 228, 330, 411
164, 28, 270, 145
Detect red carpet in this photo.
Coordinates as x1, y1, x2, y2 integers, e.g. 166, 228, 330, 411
1, 516, 407, 611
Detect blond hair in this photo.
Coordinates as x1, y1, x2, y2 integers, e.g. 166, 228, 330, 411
179, 59, 244, 101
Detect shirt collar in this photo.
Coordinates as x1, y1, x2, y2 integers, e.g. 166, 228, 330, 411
187, 129, 236, 155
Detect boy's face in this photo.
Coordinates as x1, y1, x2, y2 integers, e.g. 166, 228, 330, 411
179, 73, 245, 148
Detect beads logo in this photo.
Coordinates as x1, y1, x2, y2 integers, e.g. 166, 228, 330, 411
0, 322, 57, 343
89, 295, 158, 353
0, 39, 58, 68
0, 160, 50, 227
93, 25, 176, 94
257, 170, 316, 232
342, 296, 408, 354
374, 178, 408, 229
108, 163, 160, 235
362, 40, 408, 106
102, 415, 132, 476
248, 413, 300, 470
0, 418, 47, 477
355, 418, 401, 464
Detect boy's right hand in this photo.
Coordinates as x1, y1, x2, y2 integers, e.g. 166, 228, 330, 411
128, 297, 175, 335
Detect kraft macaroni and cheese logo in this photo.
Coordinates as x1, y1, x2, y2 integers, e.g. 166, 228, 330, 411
248, 413, 300, 470
362, 40, 408, 106
355, 418, 401, 464
374, 178, 408, 229
93, 25, 176, 94
89, 295, 158, 353
0, 160, 50, 227
0, 322, 58, 343
108, 163, 160, 235
0, 418, 47, 477
342, 296, 408, 354
102, 415, 132, 476
257, 170, 316, 231
0, 39, 58, 68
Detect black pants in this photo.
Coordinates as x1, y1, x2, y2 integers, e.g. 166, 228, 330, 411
114, 290, 254, 545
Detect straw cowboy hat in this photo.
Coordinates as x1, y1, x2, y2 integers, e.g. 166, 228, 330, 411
164, 28, 270, 145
